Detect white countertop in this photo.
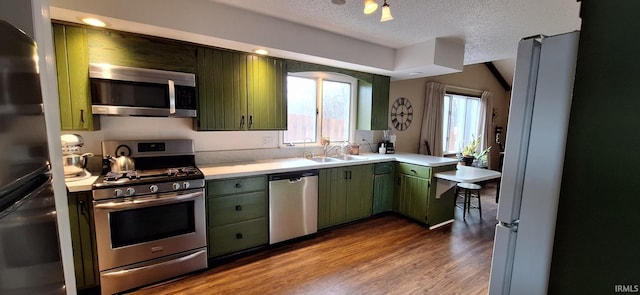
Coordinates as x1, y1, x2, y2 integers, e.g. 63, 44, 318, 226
64, 152, 463, 190
65, 174, 100, 193
200, 152, 459, 180
434, 165, 502, 183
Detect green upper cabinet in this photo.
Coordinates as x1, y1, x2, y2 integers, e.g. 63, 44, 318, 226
52, 23, 198, 131
357, 74, 390, 130
86, 27, 197, 73
197, 48, 247, 130
246, 55, 287, 130
53, 24, 98, 131
318, 164, 374, 229
196, 49, 287, 131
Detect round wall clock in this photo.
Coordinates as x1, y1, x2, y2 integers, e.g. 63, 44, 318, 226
391, 97, 413, 131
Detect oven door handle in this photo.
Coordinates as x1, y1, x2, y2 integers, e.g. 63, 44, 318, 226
93, 191, 203, 211
168, 79, 176, 115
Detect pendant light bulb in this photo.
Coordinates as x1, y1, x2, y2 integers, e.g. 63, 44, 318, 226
363, 0, 378, 14
380, 1, 393, 22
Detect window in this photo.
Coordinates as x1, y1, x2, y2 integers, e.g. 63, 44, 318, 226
283, 72, 356, 145
442, 93, 481, 154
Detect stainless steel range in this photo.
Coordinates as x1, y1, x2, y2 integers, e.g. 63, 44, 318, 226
92, 139, 207, 295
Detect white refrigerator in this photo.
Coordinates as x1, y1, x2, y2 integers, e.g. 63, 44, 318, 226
488, 31, 580, 295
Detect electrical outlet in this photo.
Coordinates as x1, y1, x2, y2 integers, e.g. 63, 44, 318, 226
262, 136, 274, 146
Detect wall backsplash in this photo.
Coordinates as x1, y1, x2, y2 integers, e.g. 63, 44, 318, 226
65, 116, 381, 166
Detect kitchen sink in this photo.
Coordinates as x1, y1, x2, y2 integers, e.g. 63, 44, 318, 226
307, 157, 343, 163
329, 155, 366, 161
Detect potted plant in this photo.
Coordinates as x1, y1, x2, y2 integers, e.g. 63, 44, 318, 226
460, 136, 491, 166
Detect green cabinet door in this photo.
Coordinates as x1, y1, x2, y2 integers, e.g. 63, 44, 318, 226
371, 74, 390, 130
357, 74, 390, 130
404, 175, 430, 223
318, 167, 347, 229
53, 24, 98, 131
87, 27, 197, 73
426, 165, 458, 226
67, 192, 99, 290
196, 50, 287, 131
395, 163, 430, 224
373, 162, 395, 214
318, 164, 373, 229
197, 48, 247, 130
246, 55, 287, 130
345, 164, 373, 221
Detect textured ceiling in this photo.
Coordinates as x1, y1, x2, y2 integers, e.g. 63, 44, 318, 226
209, 0, 581, 68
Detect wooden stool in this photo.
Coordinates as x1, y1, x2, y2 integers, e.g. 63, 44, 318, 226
456, 183, 482, 219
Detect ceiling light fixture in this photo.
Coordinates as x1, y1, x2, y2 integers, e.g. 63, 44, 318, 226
363, 0, 378, 14
80, 17, 107, 27
380, 0, 393, 22
254, 49, 269, 55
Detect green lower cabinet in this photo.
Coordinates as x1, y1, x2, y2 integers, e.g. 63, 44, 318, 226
318, 164, 373, 229
427, 166, 458, 226
372, 162, 394, 214
67, 191, 99, 290
208, 218, 268, 257
394, 163, 457, 226
205, 176, 268, 258
396, 174, 430, 222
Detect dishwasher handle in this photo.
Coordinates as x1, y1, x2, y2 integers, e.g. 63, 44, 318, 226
268, 169, 319, 182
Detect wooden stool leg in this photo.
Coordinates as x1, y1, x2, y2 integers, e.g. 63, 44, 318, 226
477, 189, 482, 219
464, 189, 470, 220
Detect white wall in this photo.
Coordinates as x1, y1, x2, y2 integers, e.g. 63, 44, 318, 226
388, 63, 511, 170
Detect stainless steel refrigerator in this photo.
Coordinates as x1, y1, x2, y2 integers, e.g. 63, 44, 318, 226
0, 19, 66, 294
488, 31, 580, 295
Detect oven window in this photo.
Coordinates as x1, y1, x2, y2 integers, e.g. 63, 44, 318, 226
91, 79, 169, 108
110, 201, 195, 248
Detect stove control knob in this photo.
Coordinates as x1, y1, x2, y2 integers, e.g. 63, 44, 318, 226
150, 185, 159, 193
114, 188, 123, 197
126, 187, 136, 196
172, 183, 181, 190
182, 182, 190, 189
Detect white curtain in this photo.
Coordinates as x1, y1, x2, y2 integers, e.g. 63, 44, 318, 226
419, 82, 446, 156
478, 90, 493, 168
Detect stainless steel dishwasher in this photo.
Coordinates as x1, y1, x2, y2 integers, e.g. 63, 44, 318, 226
268, 170, 318, 244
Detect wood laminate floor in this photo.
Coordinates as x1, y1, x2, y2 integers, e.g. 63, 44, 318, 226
128, 184, 499, 295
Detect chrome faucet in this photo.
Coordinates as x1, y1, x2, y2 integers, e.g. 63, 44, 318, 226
324, 145, 342, 157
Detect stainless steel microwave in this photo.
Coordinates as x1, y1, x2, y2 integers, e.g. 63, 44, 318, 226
89, 63, 197, 117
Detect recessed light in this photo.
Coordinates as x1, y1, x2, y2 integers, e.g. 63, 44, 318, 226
81, 17, 107, 27
254, 49, 269, 55
408, 72, 424, 76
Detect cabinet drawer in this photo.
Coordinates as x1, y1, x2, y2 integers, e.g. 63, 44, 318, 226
208, 218, 267, 257
207, 176, 266, 196
207, 192, 266, 227
374, 162, 394, 174
397, 163, 431, 178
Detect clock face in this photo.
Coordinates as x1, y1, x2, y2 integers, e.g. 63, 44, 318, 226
391, 97, 413, 131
